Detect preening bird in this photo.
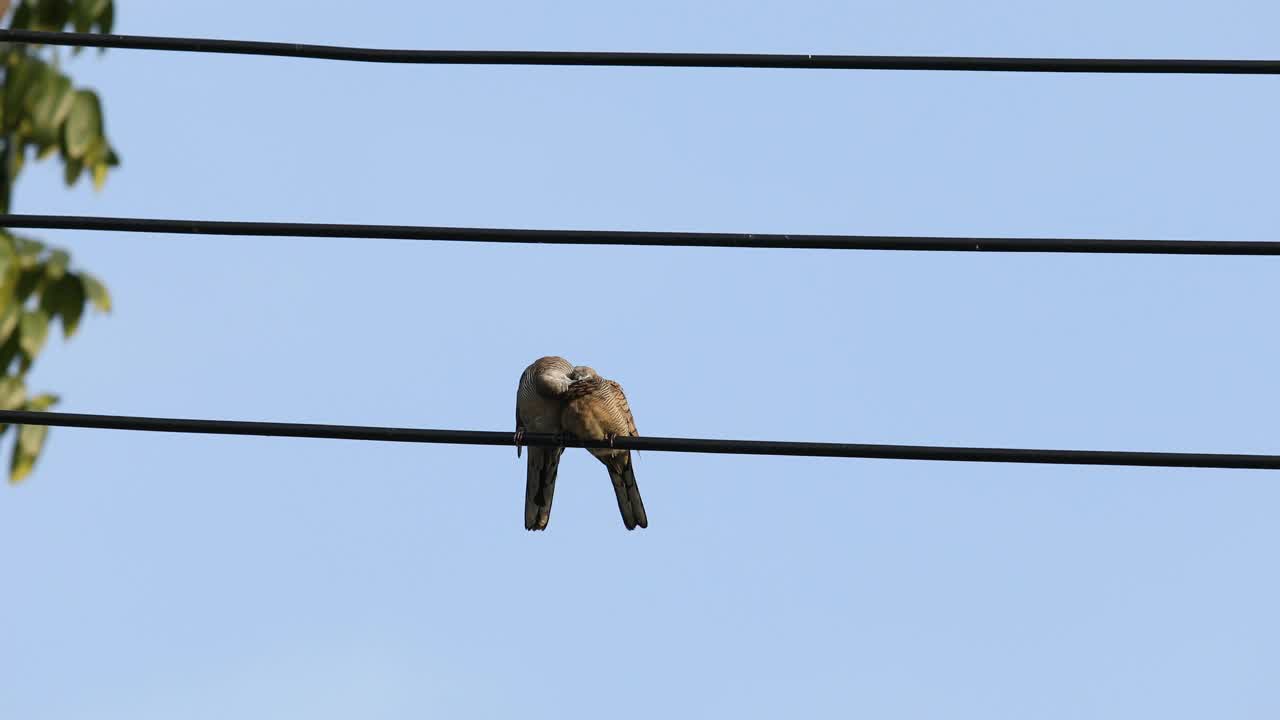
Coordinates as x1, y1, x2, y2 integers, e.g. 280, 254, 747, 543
515, 356, 574, 530
560, 366, 648, 530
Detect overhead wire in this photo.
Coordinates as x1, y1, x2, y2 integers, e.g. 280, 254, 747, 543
2, 409, 1277, 471
5, 214, 1280, 255
4, 29, 1280, 74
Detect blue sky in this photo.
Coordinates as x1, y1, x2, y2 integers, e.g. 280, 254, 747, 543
3, 1, 1280, 717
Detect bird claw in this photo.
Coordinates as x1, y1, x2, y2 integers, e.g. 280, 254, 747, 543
607, 433, 617, 448
513, 428, 525, 457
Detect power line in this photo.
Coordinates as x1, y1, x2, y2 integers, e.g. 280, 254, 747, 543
5, 213, 1280, 255
1, 409, 1277, 470
4, 29, 1280, 75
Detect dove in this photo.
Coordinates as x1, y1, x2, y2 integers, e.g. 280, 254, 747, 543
561, 366, 649, 530
515, 356, 574, 530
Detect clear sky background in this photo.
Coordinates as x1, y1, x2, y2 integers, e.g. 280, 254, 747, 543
3, 1, 1280, 717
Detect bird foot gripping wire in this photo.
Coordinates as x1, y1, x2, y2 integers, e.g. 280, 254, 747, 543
518, 430, 576, 451
605, 432, 637, 458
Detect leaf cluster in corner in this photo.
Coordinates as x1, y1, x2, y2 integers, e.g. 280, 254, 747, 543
0, 0, 117, 483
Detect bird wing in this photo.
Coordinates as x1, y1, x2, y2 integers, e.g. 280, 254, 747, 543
602, 379, 638, 438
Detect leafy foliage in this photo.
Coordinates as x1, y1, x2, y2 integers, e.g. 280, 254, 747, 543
0, 0, 117, 483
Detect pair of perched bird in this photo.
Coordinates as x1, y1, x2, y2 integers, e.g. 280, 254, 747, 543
515, 356, 648, 531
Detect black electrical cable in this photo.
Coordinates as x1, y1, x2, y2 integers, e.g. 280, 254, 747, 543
5, 214, 1280, 255
4, 29, 1280, 74
2, 409, 1277, 470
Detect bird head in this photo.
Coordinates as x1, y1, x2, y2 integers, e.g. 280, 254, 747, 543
569, 365, 600, 381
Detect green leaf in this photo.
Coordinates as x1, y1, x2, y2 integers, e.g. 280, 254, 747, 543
0, 300, 19, 341
0, 389, 58, 462
9, 422, 48, 484
4, 137, 23, 190
0, 373, 24, 436
12, 392, 58, 484
39, 273, 84, 338
91, 159, 106, 190
29, 70, 72, 146
96, 1, 113, 34
4, 57, 40, 132
61, 154, 82, 185
11, 2, 30, 30
12, 61, 56, 142
32, 0, 72, 32
72, 0, 96, 32
0, 238, 15, 298
80, 271, 109, 312
0, 375, 25, 410
0, 373, 23, 437
60, 89, 101, 160
44, 248, 68, 280
0, 332, 17, 373
18, 309, 48, 356
26, 392, 58, 411
14, 266, 43, 301
0, 333, 18, 375
14, 236, 43, 265
17, 420, 47, 452
16, 422, 44, 455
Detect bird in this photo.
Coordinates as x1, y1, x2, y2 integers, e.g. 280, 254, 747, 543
515, 356, 575, 530
560, 366, 648, 530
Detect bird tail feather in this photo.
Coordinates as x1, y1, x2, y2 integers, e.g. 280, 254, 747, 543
609, 455, 648, 530
524, 447, 562, 530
